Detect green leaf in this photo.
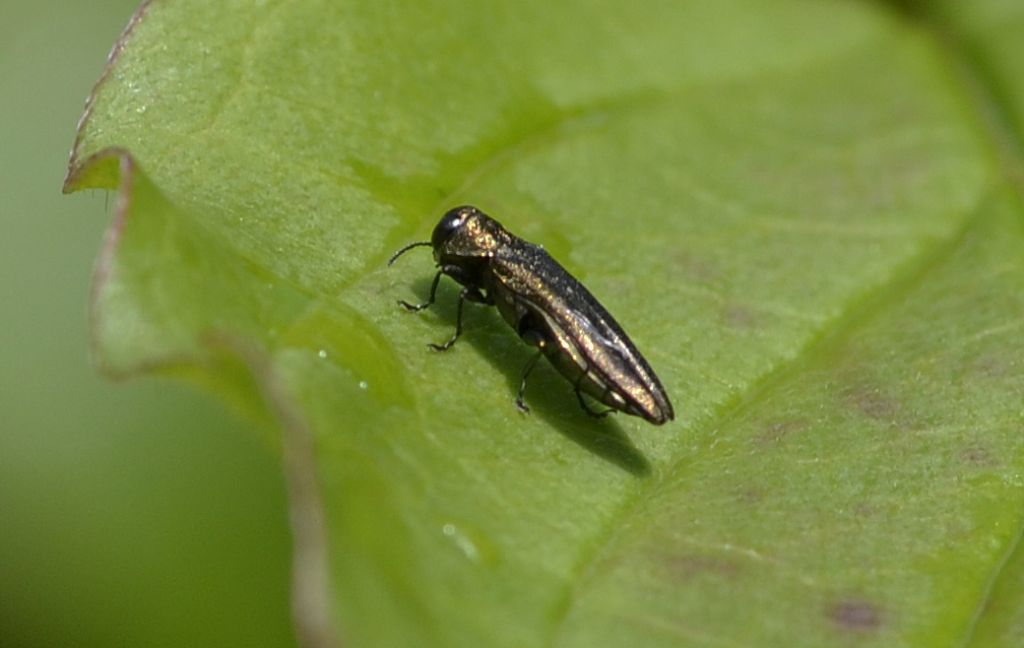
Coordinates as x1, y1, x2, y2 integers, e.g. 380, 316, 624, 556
65, 1, 1024, 646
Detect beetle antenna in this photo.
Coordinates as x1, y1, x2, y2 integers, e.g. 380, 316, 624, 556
388, 241, 432, 266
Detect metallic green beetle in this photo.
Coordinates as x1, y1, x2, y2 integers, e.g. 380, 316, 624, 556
389, 205, 674, 425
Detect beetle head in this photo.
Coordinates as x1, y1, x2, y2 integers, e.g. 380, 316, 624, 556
388, 205, 509, 270
431, 205, 506, 263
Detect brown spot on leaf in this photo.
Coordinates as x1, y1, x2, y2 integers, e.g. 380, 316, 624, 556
722, 304, 758, 329
737, 487, 765, 504
853, 502, 877, 518
828, 599, 883, 633
671, 250, 719, 284
843, 385, 899, 422
756, 418, 809, 444
961, 445, 997, 467
969, 353, 1012, 380
666, 554, 740, 582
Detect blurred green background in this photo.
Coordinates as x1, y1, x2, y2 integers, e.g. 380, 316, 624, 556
0, 2, 297, 645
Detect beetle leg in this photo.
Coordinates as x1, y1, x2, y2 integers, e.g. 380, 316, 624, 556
461, 286, 491, 305
515, 349, 544, 413
428, 287, 472, 351
438, 265, 494, 305
573, 371, 615, 419
398, 270, 442, 312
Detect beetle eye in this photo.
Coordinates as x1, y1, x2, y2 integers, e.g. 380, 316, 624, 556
431, 206, 473, 249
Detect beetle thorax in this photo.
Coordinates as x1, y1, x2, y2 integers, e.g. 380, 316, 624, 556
446, 214, 511, 258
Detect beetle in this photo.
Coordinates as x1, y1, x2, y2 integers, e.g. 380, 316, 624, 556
388, 205, 674, 425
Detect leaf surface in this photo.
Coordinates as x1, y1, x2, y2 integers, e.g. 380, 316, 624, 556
66, 1, 1024, 645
